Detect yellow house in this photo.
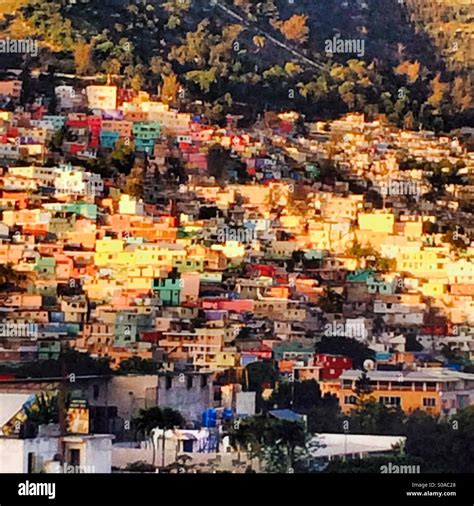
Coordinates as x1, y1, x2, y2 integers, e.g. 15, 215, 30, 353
308, 230, 330, 250
118, 194, 144, 215
396, 248, 448, 278
358, 213, 395, 234
96, 238, 124, 253
94, 238, 125, 267
280, 215, 304, 231
420, 280, 448, 297
394, 219, 424, 238
211, 241, 245, 259
83, 279, 121, 300
86, 85, 117, 110
320, 194, 364, 220
192, 348, 237, 371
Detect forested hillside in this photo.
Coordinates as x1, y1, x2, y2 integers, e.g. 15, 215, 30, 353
0, 0, 472, 129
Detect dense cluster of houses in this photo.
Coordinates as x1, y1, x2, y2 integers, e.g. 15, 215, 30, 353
0, 77, 474, 445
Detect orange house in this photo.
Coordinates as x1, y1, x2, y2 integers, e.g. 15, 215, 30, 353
339, 369, 474, 415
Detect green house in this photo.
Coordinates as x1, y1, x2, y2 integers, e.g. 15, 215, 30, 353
153, 277, 181, 306
172, 257, 204, 273
346, 269, 374, 283
38, 340, 61, 360
35, 257, 56, 276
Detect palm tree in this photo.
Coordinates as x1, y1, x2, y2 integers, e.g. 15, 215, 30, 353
133, 407, 185, 468
229, 416, 311, 472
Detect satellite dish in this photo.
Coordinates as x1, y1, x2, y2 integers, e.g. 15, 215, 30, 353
363, 359, 375, 371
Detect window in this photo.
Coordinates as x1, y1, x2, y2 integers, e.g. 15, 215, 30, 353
93, 384, 100, 400
187, 376, 193, 389
183, 440, 193, 453
68, 449, 81, 466
27, 452, 36, 473
165, 376, 172, 389
423, 398, 436, 407
344, 395, 357, 405
379, 396, 401, 406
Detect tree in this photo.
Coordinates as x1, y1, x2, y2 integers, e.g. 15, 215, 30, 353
161, 72, 179, 105
307, 395, 342, 433
253, 35, 266, 48
124, 164, 144, 199
133, 407, 185, 467
163, 0, 191, 13
150, 56, 172, 77
427, 73, 448, 109
111, 141, 135, 174
262, 419, 306, 472
116, 357, 159, 375
318, 287, 344, 313
349, 399, 406, 435
3, 349, 112, 378
74, 41, 93, 76
229, 416, 309, 472
403, 111, 415, 130
166, 14, 181, 30
269, 380, 343, 433
0, 264, 34, 289
394, 60, 420, 84
244, 360, 278, 411
338, 81, 356, 110
451, 75, 472, 112
169, 20, 211, 66
353, 371, 373, 401
185, 67, 217, 93
131, 73, 143, 93
274, 15, 309, 43
245, 360, 278, 391
324, 454, 423, 473
234, 0, 252, 11
49, 126, 66, 152
263, 65, 285, 80
269, 380, 320, 412
442, 229, 468, 251
284, 61, 302, 76
403, 409, 451, 472
102, 58, 121, 77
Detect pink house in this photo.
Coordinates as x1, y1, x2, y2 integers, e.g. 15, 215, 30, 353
202, 299, 254, 312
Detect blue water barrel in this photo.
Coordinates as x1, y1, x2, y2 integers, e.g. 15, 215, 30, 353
202, 408, 217, 427
223, 408, 233, 420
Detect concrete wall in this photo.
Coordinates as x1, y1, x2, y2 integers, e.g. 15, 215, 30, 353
236, 392, 256, 416
108, 375, 158, 422
82, 436, 113, 473
112, 442, 255, 472
0, 435, 113, 473
157, 374, 213, 422
0, 437, 58, 473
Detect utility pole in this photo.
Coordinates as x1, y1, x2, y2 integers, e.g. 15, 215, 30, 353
58, 348, 67, 467
161, 429, 166, 470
